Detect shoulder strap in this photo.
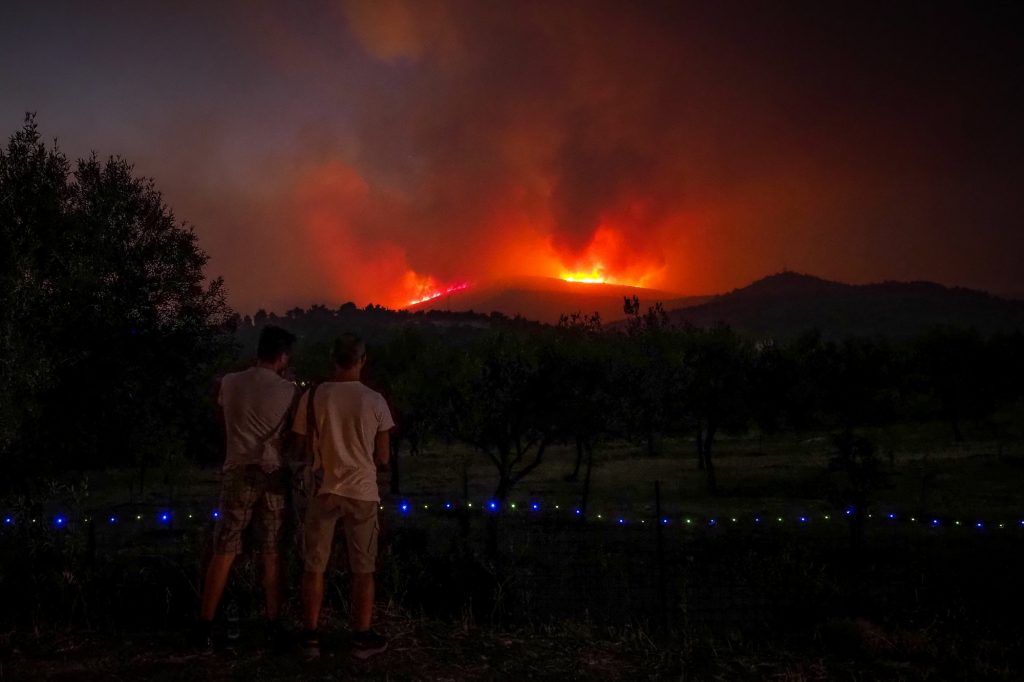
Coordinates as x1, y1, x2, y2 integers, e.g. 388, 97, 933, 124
305, 383, 321, 467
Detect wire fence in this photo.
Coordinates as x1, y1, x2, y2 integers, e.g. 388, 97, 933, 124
3, 482, 1024, 634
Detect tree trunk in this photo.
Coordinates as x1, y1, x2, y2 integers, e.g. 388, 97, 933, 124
580, 439, 594, 516
389, 441, 401, 496
566, 435, 584, 481
459, 458, 470, 540
702, 424, 718, 495
951, 417, 964, 443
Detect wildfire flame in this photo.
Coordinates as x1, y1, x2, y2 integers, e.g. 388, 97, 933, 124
406, 281, 470, 306
555, 226, 657, 288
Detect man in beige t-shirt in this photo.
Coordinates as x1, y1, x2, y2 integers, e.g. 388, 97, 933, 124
293, 333, 394, 660
197, 325, 297, 646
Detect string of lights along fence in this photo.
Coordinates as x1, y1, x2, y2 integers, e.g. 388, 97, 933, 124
2, 501, 1023, 533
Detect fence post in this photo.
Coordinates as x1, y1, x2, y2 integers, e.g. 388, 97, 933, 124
655, 480, 667, 631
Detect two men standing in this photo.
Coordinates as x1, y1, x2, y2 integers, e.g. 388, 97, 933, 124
198, 326, 393, 661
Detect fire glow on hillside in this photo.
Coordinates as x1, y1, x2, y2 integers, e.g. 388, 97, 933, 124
556, 226, 657, 288
398, 225, 659, 306
407, 281, 470, 306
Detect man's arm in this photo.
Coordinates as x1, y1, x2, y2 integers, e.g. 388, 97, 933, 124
374, 429, 390, 467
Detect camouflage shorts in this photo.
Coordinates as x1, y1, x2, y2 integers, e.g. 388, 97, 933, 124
212, 466, 288, 554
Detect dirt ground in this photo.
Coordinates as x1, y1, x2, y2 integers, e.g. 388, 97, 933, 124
4, 608, 1022, 682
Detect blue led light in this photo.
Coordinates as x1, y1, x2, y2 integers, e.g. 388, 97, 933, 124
617, 517, 625, 525
888, 513, 896, 520
574, 508, 582, 516
976, 522, 983, 529
159, 512, 170, 523
531, 503, 540, 511
487, 500, 499, 512
399, 501, 410, 513
799, 516, 808, 523
212, 510, 220, 519
444, 502, 452, 510
108, 516, 117, 524
754, 516, 761, 523
3, 516, 12, 525
54, 515, 66, 527
661, 517, 669, 525
709, 518, 717, 526
931, 519, 940, 526
844, 507, 854, 516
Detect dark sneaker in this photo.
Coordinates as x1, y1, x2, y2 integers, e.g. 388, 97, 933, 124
299, 630, 320, 661
264, 619, 290, 652
351, 630, 387, 660
190, 620, 215, 653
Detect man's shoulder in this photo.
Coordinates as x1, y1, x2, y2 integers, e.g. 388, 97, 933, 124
319, 381, 384, 406
220, 368, 249, 388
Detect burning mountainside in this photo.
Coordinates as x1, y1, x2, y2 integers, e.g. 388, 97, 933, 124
403, 276, 705, 324
406, 281, 470, 306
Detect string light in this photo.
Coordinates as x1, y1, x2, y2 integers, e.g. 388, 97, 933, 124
3, 500, 1021, 539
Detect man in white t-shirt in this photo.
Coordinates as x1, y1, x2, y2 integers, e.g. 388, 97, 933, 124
293, 333, 394, 660
196, 325, 298, 647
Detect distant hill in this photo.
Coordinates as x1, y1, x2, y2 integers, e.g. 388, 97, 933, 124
660, 272, 1024, 338
406, 276, 709, 324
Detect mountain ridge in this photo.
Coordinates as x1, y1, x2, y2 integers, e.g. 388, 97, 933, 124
659, 271, 1024, 338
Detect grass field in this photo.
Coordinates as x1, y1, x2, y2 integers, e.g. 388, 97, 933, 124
3, 418, 1024, 680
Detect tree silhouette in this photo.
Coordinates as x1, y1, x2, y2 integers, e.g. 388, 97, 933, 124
0, 115, 233, 484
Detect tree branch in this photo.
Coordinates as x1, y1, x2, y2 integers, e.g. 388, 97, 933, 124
511, 435, 552, 485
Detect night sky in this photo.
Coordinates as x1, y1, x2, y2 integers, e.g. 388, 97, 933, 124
2, 0, 1022, 311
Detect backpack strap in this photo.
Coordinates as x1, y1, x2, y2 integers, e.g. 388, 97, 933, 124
304, 383, 323, 494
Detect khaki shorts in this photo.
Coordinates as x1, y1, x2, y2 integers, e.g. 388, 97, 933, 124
303, 494, 379, 574
212, 466, 287, 555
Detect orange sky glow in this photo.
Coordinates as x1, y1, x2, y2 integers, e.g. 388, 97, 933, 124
5, 1, 1021, 313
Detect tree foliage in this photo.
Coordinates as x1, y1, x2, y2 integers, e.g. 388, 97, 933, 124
0, 116, 234, 484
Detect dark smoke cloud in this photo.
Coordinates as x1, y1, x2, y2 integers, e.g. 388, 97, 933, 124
3, 0, 1022, 309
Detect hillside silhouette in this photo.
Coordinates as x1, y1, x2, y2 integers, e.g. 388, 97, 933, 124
660, 271, 1024, 338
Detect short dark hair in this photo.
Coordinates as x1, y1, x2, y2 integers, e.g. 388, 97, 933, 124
332, 333, 366, 369
257, 325, 296, 362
